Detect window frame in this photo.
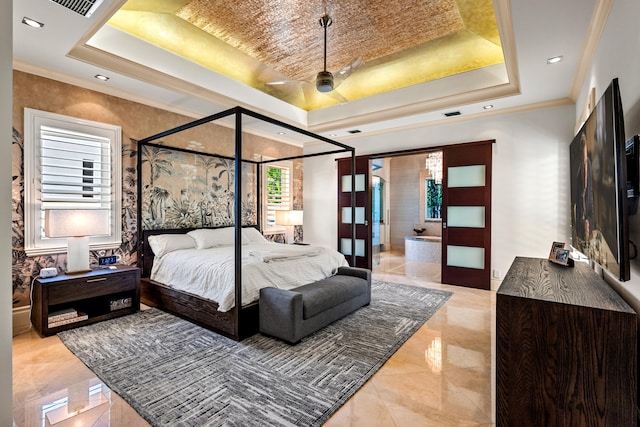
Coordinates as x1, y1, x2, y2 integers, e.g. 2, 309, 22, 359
24, 108, 122, 256
262, 160, 293, 234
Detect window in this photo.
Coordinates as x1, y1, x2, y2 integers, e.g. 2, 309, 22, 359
421, 151, 443, 220
24, 108, 122, 255
372, 175, 385, 223
425, 179, 442, 219
263, 161, 292, 231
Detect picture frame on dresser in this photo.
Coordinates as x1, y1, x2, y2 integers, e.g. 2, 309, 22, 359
548, 241, 570, 266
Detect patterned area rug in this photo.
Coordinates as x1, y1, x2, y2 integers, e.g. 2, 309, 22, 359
59, 280, 451, 427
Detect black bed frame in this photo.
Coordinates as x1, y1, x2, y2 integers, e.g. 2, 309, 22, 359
136, 106, 356, 341
139, 228, 260, 340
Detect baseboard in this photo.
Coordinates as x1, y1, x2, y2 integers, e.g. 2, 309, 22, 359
13, 306, 32, 337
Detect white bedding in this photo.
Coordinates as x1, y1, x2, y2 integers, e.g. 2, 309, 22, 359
150, 242, 348, 312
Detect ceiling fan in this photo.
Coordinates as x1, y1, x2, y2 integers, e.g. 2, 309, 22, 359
268, 13, 363, 97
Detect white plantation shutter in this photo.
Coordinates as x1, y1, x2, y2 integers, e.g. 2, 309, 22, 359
263, 161, 293, 232
40, 126, 111, 208
266, 165, 291, 226
24, 108, 122, 255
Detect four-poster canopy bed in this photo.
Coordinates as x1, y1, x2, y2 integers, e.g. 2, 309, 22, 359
136, 106, 357, 341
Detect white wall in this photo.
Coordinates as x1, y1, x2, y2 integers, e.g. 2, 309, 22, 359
389, 154, 424, 250
304, 104, 575, 283
576, 0, 640, 312
1, 0, 13, 423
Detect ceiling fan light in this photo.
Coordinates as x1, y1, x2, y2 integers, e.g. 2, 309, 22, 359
316, 71, 334, 92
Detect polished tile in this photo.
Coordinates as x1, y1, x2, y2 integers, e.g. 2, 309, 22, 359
13, 251, 495, 426
328, 250, 495, 426
13, 329, 150, 427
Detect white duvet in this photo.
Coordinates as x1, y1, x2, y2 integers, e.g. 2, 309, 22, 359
150, 242, 348, 312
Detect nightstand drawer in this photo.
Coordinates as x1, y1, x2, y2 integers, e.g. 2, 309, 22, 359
48, 272, 137, 305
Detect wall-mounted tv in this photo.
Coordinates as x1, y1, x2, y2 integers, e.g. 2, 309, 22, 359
626, 134, 639, 215
570, 78, 629, 281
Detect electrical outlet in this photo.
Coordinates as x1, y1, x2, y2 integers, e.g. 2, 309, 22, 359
492, 269, 501, 279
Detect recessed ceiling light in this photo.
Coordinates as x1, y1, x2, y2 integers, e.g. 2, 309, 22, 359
94, 74, 109, 81
328, 134, 337, 137
22, 17, 44, 28
547, 56, 564, 64
483, 105, 494, 110
277, 131, 286, 135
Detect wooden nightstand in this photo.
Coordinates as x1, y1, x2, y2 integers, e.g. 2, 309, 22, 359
31, 265, 140, 337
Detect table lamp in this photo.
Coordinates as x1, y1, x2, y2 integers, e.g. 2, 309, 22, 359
275, 210, 303, 244
45, 209, 110, 274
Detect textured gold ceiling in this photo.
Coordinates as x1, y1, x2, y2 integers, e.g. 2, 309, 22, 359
108, 0, 503, 110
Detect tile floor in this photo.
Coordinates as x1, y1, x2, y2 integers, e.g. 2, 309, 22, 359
12, 251, 495, 426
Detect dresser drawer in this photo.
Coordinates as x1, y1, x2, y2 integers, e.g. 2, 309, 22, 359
48, 271, 138, 305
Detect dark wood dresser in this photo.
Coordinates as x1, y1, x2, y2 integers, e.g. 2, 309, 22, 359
496, 257, 637, 426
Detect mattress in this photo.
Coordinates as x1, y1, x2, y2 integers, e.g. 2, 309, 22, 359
150, 242, 348, 312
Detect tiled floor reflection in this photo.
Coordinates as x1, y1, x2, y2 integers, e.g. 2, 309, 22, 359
326, 251, 496, 426
13, 251, 495, 426
12, 332, 149, 427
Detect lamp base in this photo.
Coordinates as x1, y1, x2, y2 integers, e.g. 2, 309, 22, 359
66, 236, 91, 274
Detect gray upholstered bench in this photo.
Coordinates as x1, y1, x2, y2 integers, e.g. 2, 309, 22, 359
259, 266, 372, 344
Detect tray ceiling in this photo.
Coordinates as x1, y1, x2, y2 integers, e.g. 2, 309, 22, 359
105, 0, 504, 110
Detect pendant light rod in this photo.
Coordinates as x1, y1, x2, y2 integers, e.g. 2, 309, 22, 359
319, 14, 332, 72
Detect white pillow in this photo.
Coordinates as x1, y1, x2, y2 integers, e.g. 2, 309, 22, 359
148, 234, 195, 257
242, 227, 268, 244
188, 227, 236, 249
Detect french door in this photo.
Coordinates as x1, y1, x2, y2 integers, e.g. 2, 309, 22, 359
441, 141, 493, 289
337, 157, 372, 269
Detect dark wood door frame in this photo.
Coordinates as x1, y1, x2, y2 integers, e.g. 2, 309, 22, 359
352, 140, 495, 284
337, 157, 373, 270
441, 141, 493, 289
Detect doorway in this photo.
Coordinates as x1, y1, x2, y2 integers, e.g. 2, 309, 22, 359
371, 151, 444, 283
372, 174, 386, 267
365, 141, 493, 289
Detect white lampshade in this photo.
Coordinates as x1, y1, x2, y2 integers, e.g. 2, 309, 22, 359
275, 210, 303, 244
45, 209, 110, 238
275, 210, 303, 226
45, 209, 110, 274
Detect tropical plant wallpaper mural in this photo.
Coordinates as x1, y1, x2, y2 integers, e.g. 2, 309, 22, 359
11, 71, 301, 311
11, 129, 138, 308
140, 144, 257, 229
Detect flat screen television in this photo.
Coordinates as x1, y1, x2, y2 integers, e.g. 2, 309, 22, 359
626, 134, 639, 215
570, 78, 630, 281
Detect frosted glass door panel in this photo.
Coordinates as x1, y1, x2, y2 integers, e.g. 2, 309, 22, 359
341, 207, 366, 224
448, 166, 485, 188
447, 206, 485, 228
341, 238, 365, 256
447, 246, 484, 269
341, 174, 365, 192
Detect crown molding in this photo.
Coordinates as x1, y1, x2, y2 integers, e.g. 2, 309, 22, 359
569, 0, 614, 101
306, 97, 574, 146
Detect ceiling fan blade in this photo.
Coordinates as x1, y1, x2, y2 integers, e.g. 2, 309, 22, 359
267, 79, 306, 86
325, 88, 349, 103
267, 71, 317, 86
334, 56, 365, 88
